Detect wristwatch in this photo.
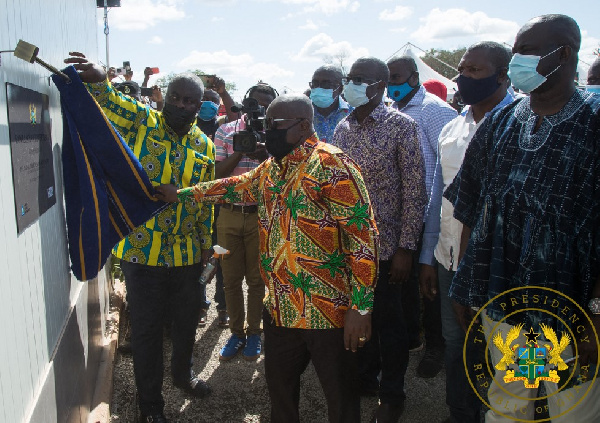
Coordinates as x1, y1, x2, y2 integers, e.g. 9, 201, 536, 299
588, 298, 600, 315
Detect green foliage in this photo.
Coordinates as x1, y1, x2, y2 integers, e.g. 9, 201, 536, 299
421, 47, 466, 80
156, 70, 237, 93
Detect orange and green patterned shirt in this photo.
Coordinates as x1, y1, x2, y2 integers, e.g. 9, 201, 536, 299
179, 135, 379, 329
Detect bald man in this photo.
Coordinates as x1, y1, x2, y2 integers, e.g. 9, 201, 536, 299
157, 94, 379, 422
587, 56, 600, 93
444, 14, 600, 422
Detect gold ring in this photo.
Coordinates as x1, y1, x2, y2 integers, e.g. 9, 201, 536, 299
358, 336, 367, 342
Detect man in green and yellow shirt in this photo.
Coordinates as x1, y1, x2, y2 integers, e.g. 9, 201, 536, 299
66, 52, 214, 423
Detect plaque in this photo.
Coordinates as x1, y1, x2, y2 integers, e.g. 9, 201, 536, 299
6, 83, 56, 233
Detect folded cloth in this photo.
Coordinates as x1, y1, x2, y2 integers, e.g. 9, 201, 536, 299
53, 66, 167, 281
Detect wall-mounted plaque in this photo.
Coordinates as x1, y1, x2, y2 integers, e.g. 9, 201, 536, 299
6, 83, 56, 234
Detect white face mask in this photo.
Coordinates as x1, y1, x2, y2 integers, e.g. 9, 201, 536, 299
342, 81, 378, 108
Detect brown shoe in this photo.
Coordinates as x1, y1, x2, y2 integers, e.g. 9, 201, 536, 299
217, 309, 229, 327
198, 309, 208, 327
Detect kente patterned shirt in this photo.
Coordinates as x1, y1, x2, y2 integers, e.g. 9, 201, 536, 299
313, 97, 352, 143
86, 79, 215, 267
331, 102, 427, 260
178, 135, 379, 329
445, 90, 600, 325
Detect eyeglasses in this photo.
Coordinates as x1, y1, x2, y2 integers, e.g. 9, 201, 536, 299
309, 80, 340, 90
264, 118, 304, 130
342, 76, 378, 86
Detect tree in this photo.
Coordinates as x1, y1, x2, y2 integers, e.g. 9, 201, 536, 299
156, 70, 237, 94
324, 49, 350, 75
421, 48, 466, 80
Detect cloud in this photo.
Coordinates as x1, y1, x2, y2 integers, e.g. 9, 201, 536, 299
379, 5, 413, 21
148, 36, 164, 45
411, 8, 519, 45
299, 19, 318, 30
279, 0, 360, 16
177, 50, 293, 81
211, 17, 224, 22
293, 33, 369, 68
109, 0, 185, 31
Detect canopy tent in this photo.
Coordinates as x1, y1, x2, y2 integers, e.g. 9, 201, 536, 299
389, 44, 458, 101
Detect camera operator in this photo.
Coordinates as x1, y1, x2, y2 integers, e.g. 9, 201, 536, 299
213, 82, 276, 362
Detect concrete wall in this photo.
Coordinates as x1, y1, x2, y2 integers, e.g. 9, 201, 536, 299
0, 1, 108, 422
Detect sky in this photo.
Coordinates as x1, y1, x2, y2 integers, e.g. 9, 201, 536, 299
96, 0, 600, 100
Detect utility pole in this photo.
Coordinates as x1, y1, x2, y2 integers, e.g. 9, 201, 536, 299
96, 0, 121, 68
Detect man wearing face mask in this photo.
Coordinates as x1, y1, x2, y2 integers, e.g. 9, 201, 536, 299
444, 15, 600, 422
64, 53, 215, 423
309, 65, 352, 143
331, 57, 426, 422
424, 41, 513, 423
212, 83, 274, 362
156, 94, 379, 422
587, 56, 600, 94
386, 56, 456, 379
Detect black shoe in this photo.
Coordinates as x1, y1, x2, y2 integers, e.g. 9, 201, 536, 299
417, 347, 444, 378
139, 413, 169, 423
173, 375, 212, 398
371, 400, 405, 423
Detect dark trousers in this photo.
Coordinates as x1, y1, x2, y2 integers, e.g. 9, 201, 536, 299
357, 260, 409, 403
263, 309, 360, 423
121, 261, 203, 415
401, 229, 444, 350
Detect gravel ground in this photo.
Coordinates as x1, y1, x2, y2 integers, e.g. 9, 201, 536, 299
110, 281, 450, 423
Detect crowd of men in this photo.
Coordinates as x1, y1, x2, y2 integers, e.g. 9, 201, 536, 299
64, 12, 600, 423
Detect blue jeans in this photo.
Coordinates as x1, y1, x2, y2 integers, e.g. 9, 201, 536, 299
357, 260, 409, 403
121, 261, 203, 416
438, 262, 480, 422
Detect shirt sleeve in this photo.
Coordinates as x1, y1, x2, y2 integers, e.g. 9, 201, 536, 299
196, 140, 216, 249
420, 141, 444, 265
85, 79, 153, 148
179, 159, 265, 204
444, 119, 492, 229
397, 119, 427, 251
322, 153, 379, 312
214, 124, 230, 162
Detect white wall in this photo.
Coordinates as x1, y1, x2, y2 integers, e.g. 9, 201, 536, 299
0, 1, 107, 422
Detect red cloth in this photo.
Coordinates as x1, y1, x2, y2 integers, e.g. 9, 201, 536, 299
422, 79, 447, 101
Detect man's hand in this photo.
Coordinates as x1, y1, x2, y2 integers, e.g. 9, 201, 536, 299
107, 67, 116, 81
212, 76, 226, 94
452, 300, 476, 333
201, 249, 212, 267
419, 263, 438, 301
580, 314, 600, 366
150, 85, 163, 103
344, 309, 371, 352
245, 143, 269, 162
64, 52, 106, 83
154, 184, 179, 203
389, 248, 413, 284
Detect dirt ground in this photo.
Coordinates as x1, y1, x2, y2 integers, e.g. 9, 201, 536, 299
109, 281, 450, 423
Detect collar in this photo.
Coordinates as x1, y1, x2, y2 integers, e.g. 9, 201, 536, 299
460, 91, 515, 118
349, 101, 389, 124
314, 97, 351, 117
396, 85, 425, 110
274, 133, 319, 170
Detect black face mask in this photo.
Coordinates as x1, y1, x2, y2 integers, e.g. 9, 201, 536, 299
265, 129, 297, 161
162, 102, 197, 131
456, 73, 500, 105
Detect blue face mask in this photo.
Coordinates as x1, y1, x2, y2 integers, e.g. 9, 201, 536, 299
310, 87, 337, 108
508, 46, 563, 94
387, 82, 414, 102
586, 85, 600, 94
198, 101, 219, 121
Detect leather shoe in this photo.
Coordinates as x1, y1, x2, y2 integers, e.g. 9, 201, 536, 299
371, 400, 405, 423
217, 309, 229, 327
173, 375, 212, 398
139, 413, 168, 423
198, 308, 208, 327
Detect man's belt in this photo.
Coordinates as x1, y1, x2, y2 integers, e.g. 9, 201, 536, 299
226, 203, 258, 214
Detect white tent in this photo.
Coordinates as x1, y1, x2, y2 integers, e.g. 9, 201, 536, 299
400, 47, 458, 100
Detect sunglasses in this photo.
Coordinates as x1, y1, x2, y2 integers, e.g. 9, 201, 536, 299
264, 118, 304, 130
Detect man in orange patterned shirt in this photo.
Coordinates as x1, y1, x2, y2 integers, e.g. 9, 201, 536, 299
156, 94, 378, 422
